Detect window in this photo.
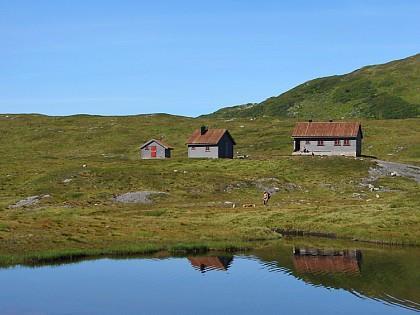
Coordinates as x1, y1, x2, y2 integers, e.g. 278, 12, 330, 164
334, 139, 341, 146
305, 140, 310, 145
343, 139, 350, 146
317, 140, 324, 146
145, 146, 149, 150
205, 146, 210, 152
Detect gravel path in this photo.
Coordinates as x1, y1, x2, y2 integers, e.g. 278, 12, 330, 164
371, 160, 420, 183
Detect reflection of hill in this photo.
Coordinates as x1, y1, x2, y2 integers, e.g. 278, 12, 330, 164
293, 248, 362, 275
253, 244, 420, 311
188, 256, 233, 273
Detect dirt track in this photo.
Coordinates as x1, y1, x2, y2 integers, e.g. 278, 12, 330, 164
372, 160, 420, 183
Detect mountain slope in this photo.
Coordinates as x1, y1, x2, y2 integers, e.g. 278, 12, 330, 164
206, 54, 420, 119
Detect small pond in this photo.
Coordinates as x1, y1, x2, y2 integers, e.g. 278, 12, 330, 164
0, 241, 419, 314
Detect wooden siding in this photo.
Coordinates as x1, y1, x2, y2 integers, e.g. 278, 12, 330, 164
188, 145, 219, 158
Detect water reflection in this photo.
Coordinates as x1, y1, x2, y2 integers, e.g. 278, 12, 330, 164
292, 247, 362, 275
254, 244, 420, 312
183, 245, 419, 312
0, 242, 419, 314
188, 256, 233, 272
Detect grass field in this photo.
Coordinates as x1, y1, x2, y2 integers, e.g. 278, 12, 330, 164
0, 114, 419, 263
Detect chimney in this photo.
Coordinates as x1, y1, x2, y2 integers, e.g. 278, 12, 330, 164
200, 126, 208, 135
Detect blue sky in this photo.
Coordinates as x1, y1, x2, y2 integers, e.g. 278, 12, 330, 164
0, 0, 419, 117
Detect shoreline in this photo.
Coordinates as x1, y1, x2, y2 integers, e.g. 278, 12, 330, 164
1, 232, 418, 268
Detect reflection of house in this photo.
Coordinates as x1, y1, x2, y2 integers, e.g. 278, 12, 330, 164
292, 121, 363, 157
188, 256, 233, 272
293, 248, 362, 274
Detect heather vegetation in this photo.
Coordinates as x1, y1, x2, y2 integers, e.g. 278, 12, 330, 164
0, 114, 419, 264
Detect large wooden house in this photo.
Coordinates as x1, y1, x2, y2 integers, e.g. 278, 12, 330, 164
292, 121, 363, 157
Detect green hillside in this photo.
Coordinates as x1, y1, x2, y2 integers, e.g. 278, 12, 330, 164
0, 114, 419, 263
207, 54, 420, 119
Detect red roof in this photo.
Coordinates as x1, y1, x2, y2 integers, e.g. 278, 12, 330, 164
186, 128, 236, 145
140, 139, 174, 149
292, 122, 362, 138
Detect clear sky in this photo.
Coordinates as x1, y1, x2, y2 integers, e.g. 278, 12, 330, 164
0, 0, 419, 117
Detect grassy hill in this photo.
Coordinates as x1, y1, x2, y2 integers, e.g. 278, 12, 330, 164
0, 114, 419, 263
206, 54, 420, 119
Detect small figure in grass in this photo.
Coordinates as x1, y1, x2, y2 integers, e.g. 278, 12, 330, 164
263, 191, 271, 206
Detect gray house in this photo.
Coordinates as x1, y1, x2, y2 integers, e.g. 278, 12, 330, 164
186, 126, 236, 159
140, 139, 173, 159
292, 121, 363, 157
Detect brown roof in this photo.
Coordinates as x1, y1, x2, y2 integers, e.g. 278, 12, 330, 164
188, 256, 233, 272
186, 129, 236, 145
292, 122, 362, 138
293, 255, 360, 274
140, 139, 174, 149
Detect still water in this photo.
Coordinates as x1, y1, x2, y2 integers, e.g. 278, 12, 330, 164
0, 241, 419, 315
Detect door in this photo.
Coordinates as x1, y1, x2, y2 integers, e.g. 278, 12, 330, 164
151, 146, 157, 158
294, 140, 300, 152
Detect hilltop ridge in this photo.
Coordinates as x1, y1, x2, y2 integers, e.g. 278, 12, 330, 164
205, 54, 420, 120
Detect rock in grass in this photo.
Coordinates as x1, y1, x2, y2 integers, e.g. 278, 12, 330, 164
255, 178, 299, 195
224, 201, 236, 208
8, 195, 50, 209
112, 191, 168, 204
